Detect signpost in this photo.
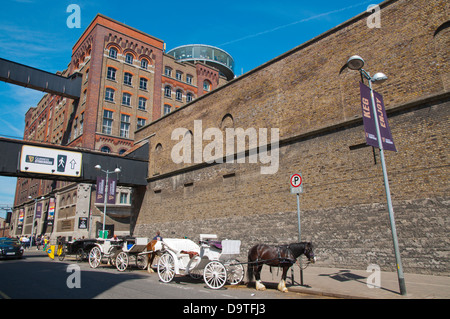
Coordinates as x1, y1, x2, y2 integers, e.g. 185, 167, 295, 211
20, 145, 82, 177
290, 173, 305, 286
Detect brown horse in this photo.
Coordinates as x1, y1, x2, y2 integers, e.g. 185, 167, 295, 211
146, 240, 163, 273
247, 242, 315, 292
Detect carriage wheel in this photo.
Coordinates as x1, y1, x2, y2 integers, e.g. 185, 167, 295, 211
89, 246, 102, 268
136, 254, 148, 270
224, 259, 244, 285
58, 249, 65, 261
158, 252, 175, 283
116, 252, 129, 272
189, 269, 203, 280
76, 248, 85, 262
203, 261, 227, 289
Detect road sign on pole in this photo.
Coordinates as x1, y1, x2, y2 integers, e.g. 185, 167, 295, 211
290, 173, 303, 194
290, 173, 306, 286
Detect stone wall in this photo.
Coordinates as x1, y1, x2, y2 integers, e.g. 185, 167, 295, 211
133, 0, 450, 275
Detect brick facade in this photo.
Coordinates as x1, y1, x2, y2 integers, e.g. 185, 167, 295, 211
12, 14, 232, 241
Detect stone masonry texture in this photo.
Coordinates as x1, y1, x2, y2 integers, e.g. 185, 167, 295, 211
133, 0, 449, 275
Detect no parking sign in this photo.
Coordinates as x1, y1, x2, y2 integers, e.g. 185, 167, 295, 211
290, 173, 303, 194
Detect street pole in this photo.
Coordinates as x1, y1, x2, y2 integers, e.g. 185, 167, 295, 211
296, 192, 304, 286
367, 74, 407, 296
102, 170, 108, 238
30, 199, 37, 247
95, 165, 120, 239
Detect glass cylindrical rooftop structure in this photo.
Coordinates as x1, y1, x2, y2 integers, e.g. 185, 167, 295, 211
167, 44, 235, 80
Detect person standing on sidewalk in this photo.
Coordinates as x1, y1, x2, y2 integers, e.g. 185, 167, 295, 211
36, 235, 41, 250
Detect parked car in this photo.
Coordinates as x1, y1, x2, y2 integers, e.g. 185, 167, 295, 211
0, 237, 24, 259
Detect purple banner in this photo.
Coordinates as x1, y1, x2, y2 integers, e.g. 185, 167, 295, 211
36, 202, 42, 218
359, 82, 397, 152
107, 177, 117, 205
95, 176, 105, 204
96, 176, 117, 204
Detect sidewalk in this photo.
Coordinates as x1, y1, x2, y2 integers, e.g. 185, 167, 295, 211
258, 264, 450, 299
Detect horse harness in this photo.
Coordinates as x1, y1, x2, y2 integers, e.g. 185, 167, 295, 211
276, 245, 297, 264
252, 244, 297, 265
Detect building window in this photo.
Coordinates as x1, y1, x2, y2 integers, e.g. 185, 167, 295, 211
124, 72, 133, 86
138, 97, 147, 110
186, 93, 193, 102
105, 88, 115, 102
101, 146, 111, 153
203, 80, 211, 92
125, 53, 133, 64
109, 47, 118, 59
164, 86, 171, 98
102, 110, 113, 135
163, 104, 171, 115
119, 149, 127, 155
176, 90, 183, 101
122, 92, 131, 106
186, 74, 193, 84
79, 113, 84, 135
73, 118, 78, 140
120, 192, 129, 204
165, 67, 172, 77
176, 71, 182, 81
120, 114, 130, 138
139, 77, 148, 90
85, 68, 89, 82
141, 59, 148, 69
137, 118, 146, 129
107, 67, 116, 81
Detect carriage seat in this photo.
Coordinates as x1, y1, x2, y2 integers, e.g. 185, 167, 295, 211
219, 240, 241, 260
209, 241, 222, 250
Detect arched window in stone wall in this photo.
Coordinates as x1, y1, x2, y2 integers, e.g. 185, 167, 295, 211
153, 143, 163, 176
220, 113, 234, 129
433, 20, 450, 91
220, 114, 234, 161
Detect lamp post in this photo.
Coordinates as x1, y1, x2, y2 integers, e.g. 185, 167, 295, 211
347, 55, 406, 295
28, 196, 44, 248
95, 165, 121, 238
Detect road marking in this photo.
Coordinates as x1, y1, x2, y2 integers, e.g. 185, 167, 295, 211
0, 290, 11, 299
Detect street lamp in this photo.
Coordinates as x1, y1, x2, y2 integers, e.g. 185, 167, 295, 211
95, 165, 121, 238
346, 55, 406, 295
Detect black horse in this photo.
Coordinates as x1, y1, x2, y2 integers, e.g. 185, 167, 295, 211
247, 242, 315, 292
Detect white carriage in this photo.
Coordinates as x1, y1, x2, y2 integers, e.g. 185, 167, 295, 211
88, 237, 152, 272
157, 234, 244, 289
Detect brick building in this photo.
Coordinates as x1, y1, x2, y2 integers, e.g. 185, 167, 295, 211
133, 0, 449, 275
11, 14, 232, 240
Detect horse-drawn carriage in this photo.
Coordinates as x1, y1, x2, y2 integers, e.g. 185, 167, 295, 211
84, 231, 316, 293
157, 234, 244, 289
57, 238, 98, 262
88, 237, 155, 272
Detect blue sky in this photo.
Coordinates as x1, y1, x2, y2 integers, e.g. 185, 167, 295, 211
0, 0, 382, 215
